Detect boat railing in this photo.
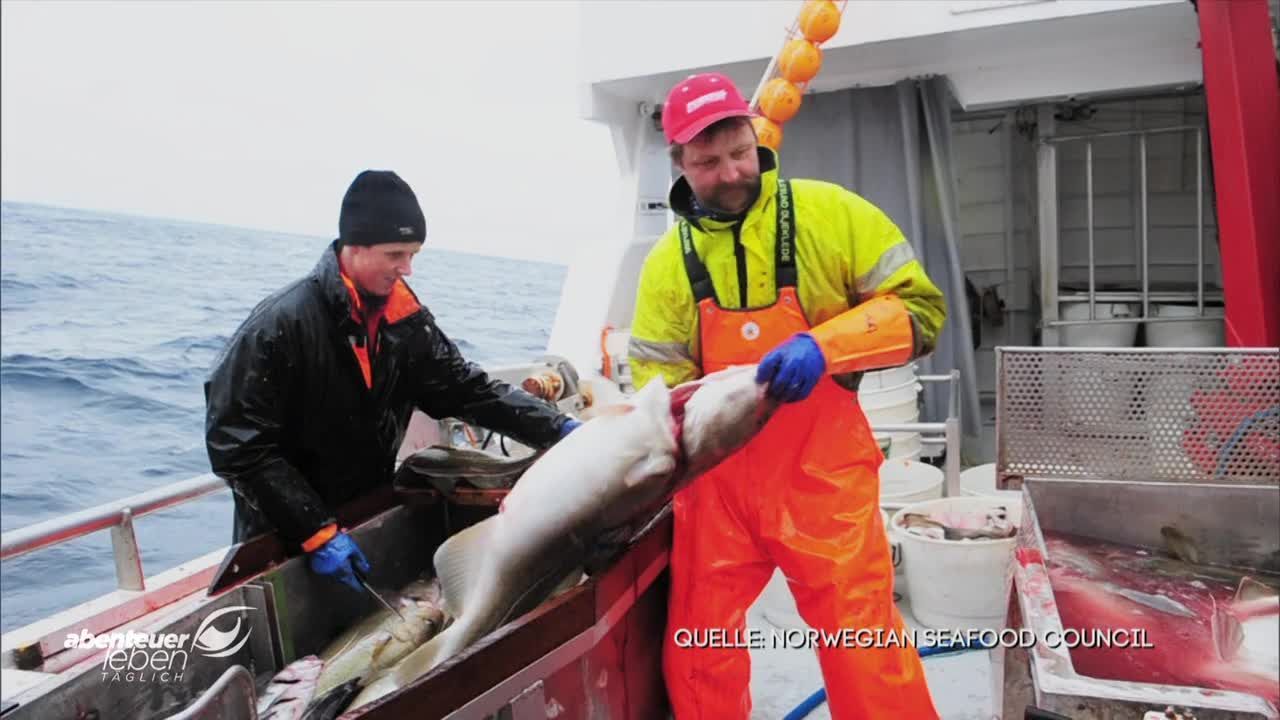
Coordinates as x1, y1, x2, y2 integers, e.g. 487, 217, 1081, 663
0, 473, 226, 591
1, 474, 231, 673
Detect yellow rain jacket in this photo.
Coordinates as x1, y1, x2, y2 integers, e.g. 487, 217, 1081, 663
628, 148, 946, 388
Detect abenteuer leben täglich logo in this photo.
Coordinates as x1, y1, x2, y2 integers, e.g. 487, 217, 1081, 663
63, 605, 255, 683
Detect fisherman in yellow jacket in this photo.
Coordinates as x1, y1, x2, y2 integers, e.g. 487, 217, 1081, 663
628, 73, 946, 719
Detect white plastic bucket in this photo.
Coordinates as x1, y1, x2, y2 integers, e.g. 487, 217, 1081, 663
861, 375, 922, 459
860, 389, 921, 417
959, 463, 1022, 503
859, 380, 920, 411
879, 459, 944, 508
860, 363, 918, 392
1146, 303, 1225, 347
881, 457, 987, 596
890, 496, 1023, 630
1060, 301, 1139, 347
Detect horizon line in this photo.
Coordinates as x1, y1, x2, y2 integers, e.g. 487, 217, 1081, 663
0, 197, 570, 268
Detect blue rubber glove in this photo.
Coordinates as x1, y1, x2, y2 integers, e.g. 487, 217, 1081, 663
308, 532, 370, 592
558, 418, 583, 440
755, 332, 826, 403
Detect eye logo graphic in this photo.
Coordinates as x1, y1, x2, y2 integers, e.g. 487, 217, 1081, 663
191, 605, 255, 658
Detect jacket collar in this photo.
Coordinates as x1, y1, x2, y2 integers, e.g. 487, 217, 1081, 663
667, 146, 780, 233
312, 241, 423, 329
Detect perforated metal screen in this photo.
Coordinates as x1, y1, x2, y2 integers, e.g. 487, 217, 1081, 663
996, 348, 1279, 485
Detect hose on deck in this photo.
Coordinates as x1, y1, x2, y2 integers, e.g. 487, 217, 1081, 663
781, 638, 994, 720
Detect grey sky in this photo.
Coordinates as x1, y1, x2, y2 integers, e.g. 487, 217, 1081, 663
1, 0, 616, 263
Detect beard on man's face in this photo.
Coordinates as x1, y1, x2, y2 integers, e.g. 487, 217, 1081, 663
700, 173, 761, 216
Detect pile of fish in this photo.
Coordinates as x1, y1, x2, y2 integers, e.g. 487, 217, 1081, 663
897, 505, 1017, 541
347, 364, 780, 709
254, 578, 450, 720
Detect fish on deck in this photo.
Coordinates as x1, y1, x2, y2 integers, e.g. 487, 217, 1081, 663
257, 655, 324, 720
313, 578, 447, 703
349, 365, 780, 709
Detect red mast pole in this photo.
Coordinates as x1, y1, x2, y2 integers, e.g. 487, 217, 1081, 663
1196, 0, 1280, 347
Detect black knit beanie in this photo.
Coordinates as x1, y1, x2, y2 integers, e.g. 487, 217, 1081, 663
338, 170, 427, 246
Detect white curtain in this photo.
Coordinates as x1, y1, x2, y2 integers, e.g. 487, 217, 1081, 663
780, 77, 983, 455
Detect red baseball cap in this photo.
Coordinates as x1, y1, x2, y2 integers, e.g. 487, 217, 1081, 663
662, 73, 755, 145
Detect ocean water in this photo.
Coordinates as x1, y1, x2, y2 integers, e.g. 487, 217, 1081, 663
0, 201, 566, 633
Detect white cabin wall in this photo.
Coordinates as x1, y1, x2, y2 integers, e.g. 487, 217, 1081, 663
579, 0, 1185, 88
546, 105, 673, 379
952, 115, 1038, 400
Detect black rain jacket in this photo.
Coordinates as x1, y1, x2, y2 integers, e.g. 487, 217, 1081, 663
204, 242, 571, 545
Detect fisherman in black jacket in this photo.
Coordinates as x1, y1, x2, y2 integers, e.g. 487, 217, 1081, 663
204, 170, 581, 592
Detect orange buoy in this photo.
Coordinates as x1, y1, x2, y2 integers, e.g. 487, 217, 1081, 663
799, 0, 841, 44
758, 78, 802, 124
778, 39, 823, 84
752, 116, 783, 150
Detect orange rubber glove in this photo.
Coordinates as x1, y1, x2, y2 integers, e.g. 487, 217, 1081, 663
808, 294, 915, 375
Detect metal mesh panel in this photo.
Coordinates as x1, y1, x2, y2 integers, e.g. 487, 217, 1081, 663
996, 348, 1279, 485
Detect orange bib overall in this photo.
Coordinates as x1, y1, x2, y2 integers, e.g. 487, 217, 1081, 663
662, 180, 938, 719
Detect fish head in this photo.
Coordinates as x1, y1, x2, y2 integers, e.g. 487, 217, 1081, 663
674, 365, 776, 478
899, 513, 947, 540
1160, 524, 1201, 564
901, 513, 939, 528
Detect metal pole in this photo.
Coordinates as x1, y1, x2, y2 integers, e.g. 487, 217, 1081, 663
868, 422, 947, 434
945, 369, 961, 498
1045, 315, 1240, 327
1197, 0, 1280, 347
1140, 132, 1150, 319
945, 418, 961, 498
1196, 128, 1205, 314
1087, 140, 1096, 320
1004, 114, 1017, 328
749, 44, 786, 111
1037, 106, 1060, 345
1042, 124, 1204, 143
111, 508, 145, 592
997, 344, 1273, 355
950, 369, 962, 423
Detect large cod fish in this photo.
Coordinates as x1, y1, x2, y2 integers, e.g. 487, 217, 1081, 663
350, 365, 778, 708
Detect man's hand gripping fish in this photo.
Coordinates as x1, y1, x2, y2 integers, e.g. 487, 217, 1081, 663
350, 365, 779, 708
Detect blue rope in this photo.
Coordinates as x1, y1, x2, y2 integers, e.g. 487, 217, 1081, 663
781, 638, 993, 720
1213, 406, 1279, 480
